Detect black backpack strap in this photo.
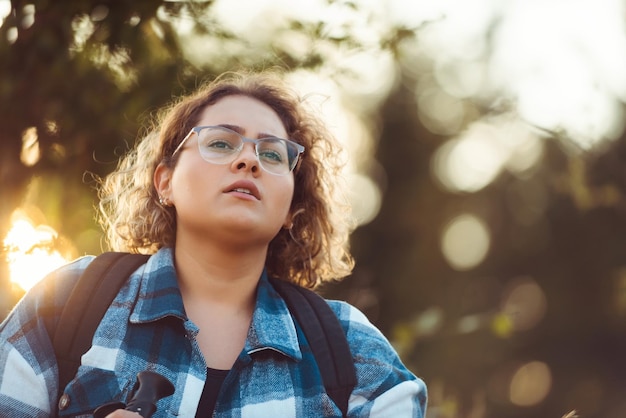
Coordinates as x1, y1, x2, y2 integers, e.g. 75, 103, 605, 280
270, 279, 357, 417
52, 252, 150, 403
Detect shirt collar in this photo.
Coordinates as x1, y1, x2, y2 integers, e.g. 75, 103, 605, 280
129, 247, 186, 323
245, 271, 302, 361
129, 247, 302, 361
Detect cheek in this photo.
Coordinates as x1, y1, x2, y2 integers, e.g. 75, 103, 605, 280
170, 170, 194, 201
273, 181, 295, 217
171, 160, 217, 197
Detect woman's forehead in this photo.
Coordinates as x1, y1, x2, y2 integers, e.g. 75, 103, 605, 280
197, 95, 288, 138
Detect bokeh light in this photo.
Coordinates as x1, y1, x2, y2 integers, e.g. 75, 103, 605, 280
500, 276, 547, 332
20, 126, 40, 167
432, 117, 544, 193
509, 361, 552, 407
416, 87, 465, 136
432, 129, 506, 193
346, 173, 382, 226
441, 213, 490, 271
488, 360, 552, 408
413, 306, 445, 337
0, 0, 10, 26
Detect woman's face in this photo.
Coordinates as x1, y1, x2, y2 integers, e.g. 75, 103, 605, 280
155, 95, 295, 249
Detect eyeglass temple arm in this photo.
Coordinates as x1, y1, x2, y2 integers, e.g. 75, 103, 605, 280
171, 129, 196, 157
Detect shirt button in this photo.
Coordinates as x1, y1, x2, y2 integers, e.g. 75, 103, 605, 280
58, 393, 70, 410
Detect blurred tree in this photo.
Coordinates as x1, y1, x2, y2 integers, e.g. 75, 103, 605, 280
349, 70, 626, 417
0, 0, 205, 313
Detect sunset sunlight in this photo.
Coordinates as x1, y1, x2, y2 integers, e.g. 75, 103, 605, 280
3, 211, 70, 292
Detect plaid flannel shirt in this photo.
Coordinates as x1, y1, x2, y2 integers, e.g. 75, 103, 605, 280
0, 247, 427, 417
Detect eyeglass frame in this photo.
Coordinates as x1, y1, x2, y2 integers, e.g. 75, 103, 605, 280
171, 125, 305, 175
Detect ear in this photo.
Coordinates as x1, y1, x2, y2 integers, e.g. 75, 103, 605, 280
283, 207, 303, 229
283, 212, 293, 229
154, 162, 173, 201
283, 208, 304, 229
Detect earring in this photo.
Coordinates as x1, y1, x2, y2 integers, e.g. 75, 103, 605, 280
159, 196, 172, 207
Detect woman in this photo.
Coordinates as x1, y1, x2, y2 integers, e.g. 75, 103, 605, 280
0, 71, 427, 417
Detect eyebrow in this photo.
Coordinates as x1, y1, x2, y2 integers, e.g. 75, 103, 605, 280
217, 123, 283, 139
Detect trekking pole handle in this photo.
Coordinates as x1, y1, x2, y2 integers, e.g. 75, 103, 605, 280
125, 371, 175, 417
94, 371, 175, 418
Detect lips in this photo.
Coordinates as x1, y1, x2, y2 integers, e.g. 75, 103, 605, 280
224, 180, 260, 200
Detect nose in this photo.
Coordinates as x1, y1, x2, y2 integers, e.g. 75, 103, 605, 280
232, 143, 260, 174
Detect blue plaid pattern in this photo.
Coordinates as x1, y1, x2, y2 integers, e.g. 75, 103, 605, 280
0, 248, 427, 417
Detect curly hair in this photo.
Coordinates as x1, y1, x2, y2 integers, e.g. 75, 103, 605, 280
97, 71, 355, 288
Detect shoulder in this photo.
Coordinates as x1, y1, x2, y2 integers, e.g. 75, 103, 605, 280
324, 299, 412, 374
325, 299, 428, 417
40, 255, 96, 297
324, 299, 385, 343
325, 298, 415, 369
3, 256, 95, 320
35, 256, 97, 309
0, 256, 98, 415
0, 256, 96, 341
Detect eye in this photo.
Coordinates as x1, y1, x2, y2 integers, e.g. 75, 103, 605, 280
258, 139, 288, 165
206, 139, 235, 151
259, 149, 284, 164
199, 129, 240, 154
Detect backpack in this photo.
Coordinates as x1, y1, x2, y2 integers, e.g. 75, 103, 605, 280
48, 252, 357, 417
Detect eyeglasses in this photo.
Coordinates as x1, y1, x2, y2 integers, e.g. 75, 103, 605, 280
172, 125, 305, 176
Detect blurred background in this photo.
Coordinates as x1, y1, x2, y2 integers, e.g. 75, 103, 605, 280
2, 0, 626, 417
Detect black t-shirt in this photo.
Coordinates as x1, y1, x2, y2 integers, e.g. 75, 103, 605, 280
195, 367, 229, 417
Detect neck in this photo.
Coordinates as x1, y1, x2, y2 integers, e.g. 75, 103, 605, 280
173, 234, 267, 308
